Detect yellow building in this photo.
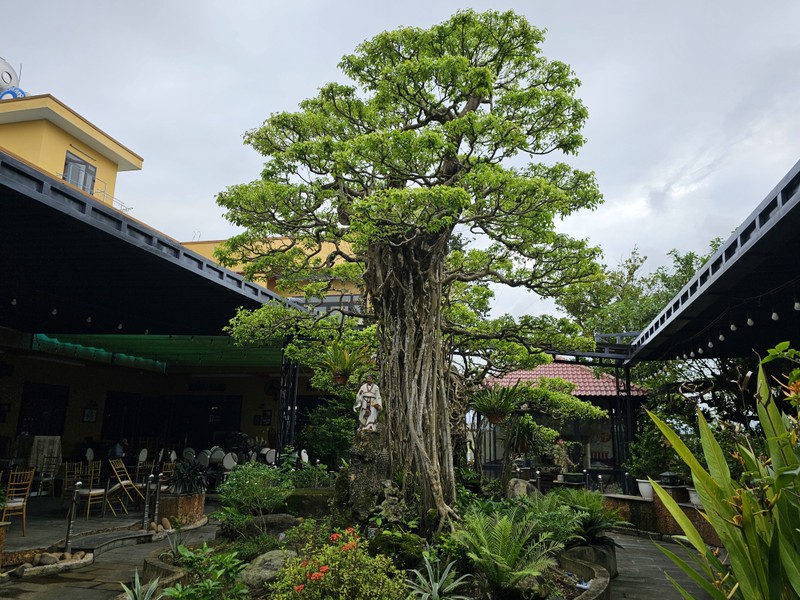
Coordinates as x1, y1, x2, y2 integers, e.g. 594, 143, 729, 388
0, 94, 142, 210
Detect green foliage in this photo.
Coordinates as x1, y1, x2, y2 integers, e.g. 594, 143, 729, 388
368, 529, 426, 569
549, 488, 629, 546
406, 554, 473, 600
217, 8, 604, 526
282, 517, 335, 555
451, 506, 562, 595
281, 459, 331, 489
317, 341, 370, 380
215, 462, 293, 537
167, 460, 207, 495
269, 528, 407, 599
218, 533, 281, 563
121, 571, 162, 600
649, 348, 800, 599
623, 414, 676, 479
295, 397, 355, 467
163, 544, 248, 600
470, 382, 527, 421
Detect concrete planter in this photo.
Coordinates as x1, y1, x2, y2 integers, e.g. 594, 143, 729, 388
559, 550, 611, 600
636, 479, 654, 500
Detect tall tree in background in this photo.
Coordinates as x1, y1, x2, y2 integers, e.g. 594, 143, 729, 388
216, 10, 602, 528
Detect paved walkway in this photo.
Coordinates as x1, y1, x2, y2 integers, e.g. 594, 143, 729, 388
0, 497, 716, 599
610, 533, 712, 599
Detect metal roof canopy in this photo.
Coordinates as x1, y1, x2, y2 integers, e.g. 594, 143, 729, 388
629, 158, 800, 363
0, 150, 302, 339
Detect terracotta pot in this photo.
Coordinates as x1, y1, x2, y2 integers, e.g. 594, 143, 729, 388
487, 413, 506, 425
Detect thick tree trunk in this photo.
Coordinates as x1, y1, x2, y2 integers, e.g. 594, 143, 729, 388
363, 232, 457, 530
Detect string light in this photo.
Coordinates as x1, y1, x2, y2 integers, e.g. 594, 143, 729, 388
10, 298, 16, 306
708, 339, 714, 348
51, 308, 57, 315
697, 347, 704, 355
746, 315, 754, 326
718, 332, 726, 342
690, 351, 695, 358
117, 323, 123, 330
771, 310, 780, 321
86, 316, 92, 323
730, 322, 737, 331
794, 299, 800, 311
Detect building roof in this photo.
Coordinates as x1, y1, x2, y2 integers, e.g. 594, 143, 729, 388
492, 362, 648, 397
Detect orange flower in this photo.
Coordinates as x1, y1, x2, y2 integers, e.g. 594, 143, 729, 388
345, 527, 355, 535
310, 572, 324, 581
330, 533, 341, 542
319, 565, 330, 573
341, 541, 357, 552
294, 584, 305, 592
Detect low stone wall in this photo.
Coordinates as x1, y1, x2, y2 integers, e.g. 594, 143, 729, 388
604, 493, 722, 547
559, 552, 611, 600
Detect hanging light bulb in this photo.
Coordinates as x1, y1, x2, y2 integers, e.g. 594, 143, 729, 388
682, 353, 688, 359
86, 316, 92, 323
719, 332, 726, 342
708, 339, 714, 348
698, 347, 704, 355
746, 315, 754, 326
794, 299, 800, 311
771, 310, 779, 321
10, 298, 17, 306
117, 323, 123, 330
51, 308, 58, 315
690, 351, 695, 358
730, 322, 737, 332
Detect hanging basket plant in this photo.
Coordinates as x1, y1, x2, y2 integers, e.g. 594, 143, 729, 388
317, 341, 369, 385
470, 382, 529, 425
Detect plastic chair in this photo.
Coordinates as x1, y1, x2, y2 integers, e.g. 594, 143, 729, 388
36, 455, 60, 496
3, 467, 36, 534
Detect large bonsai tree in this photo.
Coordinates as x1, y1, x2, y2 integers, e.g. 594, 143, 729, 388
216, 10, 602, 529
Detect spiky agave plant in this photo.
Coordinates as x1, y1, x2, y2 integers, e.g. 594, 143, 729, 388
120, 571, 161, 600
406, 553, 472, 600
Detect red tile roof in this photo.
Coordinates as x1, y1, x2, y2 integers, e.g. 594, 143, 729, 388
492, 362, 648, 397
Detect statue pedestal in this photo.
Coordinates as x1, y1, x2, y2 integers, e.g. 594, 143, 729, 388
348, 428, 388, 522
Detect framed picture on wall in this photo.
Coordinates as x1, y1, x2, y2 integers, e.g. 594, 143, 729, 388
262, 409, 272, 425
82, 408, 97, 423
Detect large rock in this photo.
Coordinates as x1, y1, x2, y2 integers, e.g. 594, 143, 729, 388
243, 513, 298, 538
506, 477, 541, 499
238, 549, 296, 589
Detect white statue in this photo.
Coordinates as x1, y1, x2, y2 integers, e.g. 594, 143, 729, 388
354, 373, 382, 431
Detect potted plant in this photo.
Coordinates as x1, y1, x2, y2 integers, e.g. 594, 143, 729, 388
470, 382, 528, 424
318, 342, 369, 385
159, 459, 208, 525
623, 417, 675, 500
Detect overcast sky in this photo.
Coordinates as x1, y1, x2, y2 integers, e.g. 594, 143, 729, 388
5, 1, 800, 316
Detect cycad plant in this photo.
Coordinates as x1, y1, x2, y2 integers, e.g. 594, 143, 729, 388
317, 342, 369, 383
452, 506, 562, 595
649, 343, 800, 599
470, 382, 528, 424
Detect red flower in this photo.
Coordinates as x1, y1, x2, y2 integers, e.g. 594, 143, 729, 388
330, 533, 341, 542
310, 572, 324, 581
294, 584, 305, 592
319, 565, 330, 573
345, 527, 355, 535
301, 560, 308, 567
341, 541, 357, 552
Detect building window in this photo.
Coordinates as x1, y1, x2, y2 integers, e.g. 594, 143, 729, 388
63, 151, 96, 194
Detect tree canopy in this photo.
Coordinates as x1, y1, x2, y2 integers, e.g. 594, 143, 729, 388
216, 9, 603, 529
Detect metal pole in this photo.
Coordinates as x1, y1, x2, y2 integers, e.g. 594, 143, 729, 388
142, 474, 153, 530
152, 472, 163, 528
583, 469, 589, 489
535, 470, 541, 493
598, 474, 605, 494
65, 482, 82, 553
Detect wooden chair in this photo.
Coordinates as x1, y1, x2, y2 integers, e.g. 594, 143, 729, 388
62, 461, 85, 500
134, 459, 154, 484
2, 467, 35, 535
73, 460, 106, 519
36, 455, 60, 496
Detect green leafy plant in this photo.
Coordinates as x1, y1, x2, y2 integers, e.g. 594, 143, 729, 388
470, 382, 528, 424
451, 506, 562, 595
317, 342, 370, 382
163, 544, 248, 599
406, 554, 472, 600
167, 460, 207, 495
269, 527, 407, 599
550, 488, 629, 547
649, 344, 800, 599
215, 462, 293, 537
121, 571, 162, 600
623, 415, 675, 480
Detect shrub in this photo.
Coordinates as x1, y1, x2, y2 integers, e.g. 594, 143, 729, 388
269, 527, 407, 600
451, 506, 562, 596
218, 533, 282, 563
215, 462, 293, 537
163, 544, 248, 599
549, 488, 629, 546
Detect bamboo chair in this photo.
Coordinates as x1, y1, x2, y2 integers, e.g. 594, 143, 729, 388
2, 467, 36, 535
73, 460, 106, 519
108, 458, 145, 504
36, 455, 60, 496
